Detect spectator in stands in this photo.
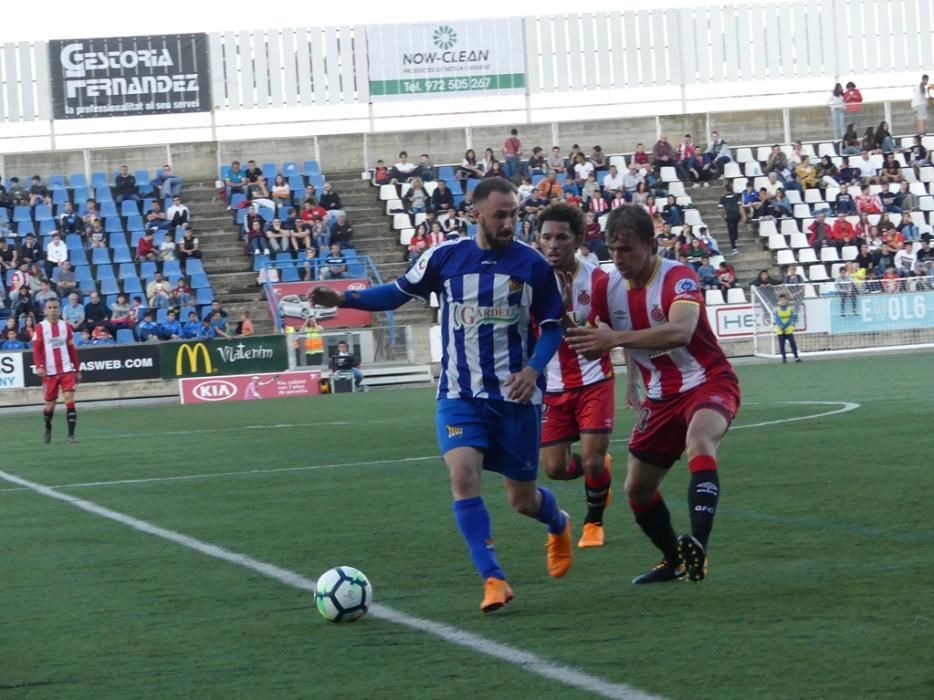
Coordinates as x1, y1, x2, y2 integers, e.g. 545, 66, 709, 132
859, 127, 878, 153
8, 262, 31, 306
855, 150, 878, 184
535, 171, 563, 201
265, 218, 290, 253
27, 175, 51, 208
158, 309, 183, 340
911, 75, 932, 133
248, 176, 276, 211
630, 181, 651, 208
44, 231, 67, 278
874, 121, 896, 153
693, 256, 716, 289
484, 161, 506, 179
373, 159, 390, 186
546, 146, 567, 174
108, 293, 133, 335
111, 164, 139, 205
894, 241, 917, 277
881, 267, 901, 293
299, 200, 326, 231
843, 80, 863, 121
783, 265, 806, 306
159, 232, 177, 262
34, 280, 59, 318
752, 269, 779, 304
431, 179, 455, 214
840, 124, 860, 155
652, 135, 677, 174
677, 134, 696, 165
855, 243, 877, 276
136, 228, 158, 263
807, 211, 833, 252
769, 188, 791, 219
704, 131, 732, 172
414, 154, 435, 182
182, 311, 201, 339
152, 164, 183, 198
916, 239, 934, 274
245, 219, 270, 256
0, 239, 15, 276
55, 261, 77, 298
85, 219, 106, 249
234, 311, 254, 337
128, 296, 146, 326
795, 156, 819, 191
517, 176, 535, 204
144, 200, 169, 232
880, 153, 903, 185
57, 201, 81, 236
172, 277, 193, 308
195, 316, 214, 338
270, 175, 291, 207
619, 163, 643, 198
135, 311, 158, 341
816, 155, 839, 188
332, 340, 366, 391
406, 225, 428, 262
598, 164, 620, 196
210, 310, 230, 338
501, 128, 522, 181
765, 145, 790, 178
525, 146, 546, 176
84, 291, 110, 331
203, 300, 228, 322
717, 262, 736, 294
828, 83, 846, 140
299, 185, 318, 209
7, 177, 28, 206
225, 160, 247, 203
317, 182, 341, 214
404, 178, 430, 214
718, 183, 743, 257
330, 213, 354, 247
13, 289, 35, 324
1, 328, 25, 350
310, 220, 329, 251
905, 135, 930, 175
574, 241, 599, 267
320, 243, 347, 280
19, 234, 43, 267
146, 272, 172, 309
684, 150, 713, 188
835, 264, 859, 314
178, 227, 202, 262
163, 195, 189, 232
832, 210, 855, 243
855, 185, 882, 214
389, 151, 418, 182
897, 212, 919, 242
241, 160, 261, 183
455, 149, 481, 182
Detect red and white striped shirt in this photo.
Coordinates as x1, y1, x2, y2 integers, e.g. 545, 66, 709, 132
545, 260, 614, 393
32, 320, 76, 376
589, 257, 736, 400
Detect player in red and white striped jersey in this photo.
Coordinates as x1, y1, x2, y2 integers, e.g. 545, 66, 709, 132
32, 298, 81, 444
567, 205, 741, 585
536, 203, 616, 548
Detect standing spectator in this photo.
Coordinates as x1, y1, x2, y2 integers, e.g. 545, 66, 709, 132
84, 291, 110, 331
225, 160, 247, 203
828, 83, 846, 141
166, 195, 190, 230
911, 74, 932, 133
835, 264, 858, 315
61, 293, 85, 332
319, 183, 342, 212
152, 164, 183, 198
178, 227, 202, 263
773, 294, 802, 363
502, 128, 522, 181
114, 165, 139, 204
843, 81, 864, 125
320, 243, 347, 280
136, 229, 158, 262
234, 311, 254, 336
718, 183, 742, 256
146, 273, 172, 309
389, 151, 418, 182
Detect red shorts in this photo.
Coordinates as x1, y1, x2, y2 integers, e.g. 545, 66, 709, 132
43, 372, 78, 402
628, 378, 741, 469
541, 379, 615, 446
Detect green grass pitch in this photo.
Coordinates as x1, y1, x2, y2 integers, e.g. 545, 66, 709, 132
1, 353, 932, 699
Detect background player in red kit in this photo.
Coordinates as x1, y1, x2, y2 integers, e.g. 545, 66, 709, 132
536, 203, 615, 548
567, 205, 740, 584
32, 298, 81, 444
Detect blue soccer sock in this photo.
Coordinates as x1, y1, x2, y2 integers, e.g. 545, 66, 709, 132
452, 497, 506, 581
536, 486, 567, 535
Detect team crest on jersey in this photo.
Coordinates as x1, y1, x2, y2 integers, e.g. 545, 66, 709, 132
674, 277, 699, 294
651, 305, 666, 322
577, 289, 591, 305
446, 425, 464, 439
508, 278, 524, 294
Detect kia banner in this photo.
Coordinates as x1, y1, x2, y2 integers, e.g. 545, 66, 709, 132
268, 279, 373, 331
179, 370, 322, 405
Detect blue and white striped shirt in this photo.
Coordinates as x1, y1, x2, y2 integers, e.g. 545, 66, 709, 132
397, 238, 563, 403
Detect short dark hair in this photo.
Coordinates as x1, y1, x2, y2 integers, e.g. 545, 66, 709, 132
537, 202, 584, 239
472, 177, 517, 203
604, 205, 655, 243
510, 128, 518, 135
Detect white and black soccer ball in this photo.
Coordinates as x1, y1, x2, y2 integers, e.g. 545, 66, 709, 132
315, 566, 372, 623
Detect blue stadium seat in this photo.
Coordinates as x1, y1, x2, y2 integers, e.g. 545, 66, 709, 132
112, 248, 132, 264
34, 204, 53, 222
69, 173, 88, 189
91, 248, 111, 265
115, 328, 136, 345
303, 160, 321, 176
281, 267, 300, 282
274, 251, 294, 263
99, 201, 117, 217
288, 175, 305, 192
346, 262, 366, 278
235, 209, 248, 225
49, 175, 67, 190
466, 178, 481, 193
531, 174, 545, 186
230, 193, 246, 209
219, 165, 232, 179
100, 278, 120, 295
123, 277, 143, 295
308, 174, 325, 189
38, 220, 57, 235
66, 234, 83, 251
283, 161, 298, 176
51, 267, 62, 283
105, 294, 118, 308
184, 259, 204, 275
95, 186, 114, 203
134, 170, 151, 190
0, 210, 7, 223
52, 189, 69, 206
130, 231, 145, 247
16, 222, 35, 236
262, 163, 278, 181
167, 274, 182, 288
95, 264, 115, 280
13, 206, 31, 223
142, 198, 156, 211
120, 200, 141, 216
79, 277, 96, 295
105, 217, 124, 233
190, 272, 209, 288
139, 261, 157, 278
195, 287, 213, 305
162, 260, 181, 277
73, 188, 90, 207
70, 249, 88, 267
118, 263, 137, 279
156, 308, 169, 324
126, 215, 144, 231
91, 172, 109, 188
438, 165, 455, 180
259, 206, 275, 221
252, 254, 269, 271
108, 231, 128, 248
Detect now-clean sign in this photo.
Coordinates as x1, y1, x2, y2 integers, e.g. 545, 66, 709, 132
366, 19, 526, 100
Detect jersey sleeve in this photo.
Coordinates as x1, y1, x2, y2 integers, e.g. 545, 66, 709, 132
662, 265, 704, 313
587, 270, 610, 327
32, 325, 44, 369
395, 244, 444, 303
530, 257, 563, 326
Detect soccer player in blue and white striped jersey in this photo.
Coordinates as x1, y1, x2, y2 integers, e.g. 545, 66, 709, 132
311, 178, 572, 613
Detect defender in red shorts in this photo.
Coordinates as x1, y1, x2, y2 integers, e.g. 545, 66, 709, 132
32, 298, 81, 444
568, 205, 741, 584
536, 203, 615, 548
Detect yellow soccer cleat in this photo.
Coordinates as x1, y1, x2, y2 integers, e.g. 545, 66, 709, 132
546, 511, 573, 578
480, 577, 514, 614
577, 522, 605, 548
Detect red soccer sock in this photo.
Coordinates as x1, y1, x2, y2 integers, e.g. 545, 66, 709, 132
584, 461, 612, 524
565, 453, 583, 480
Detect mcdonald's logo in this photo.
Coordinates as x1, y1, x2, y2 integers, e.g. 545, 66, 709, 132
175, 342, 214, 376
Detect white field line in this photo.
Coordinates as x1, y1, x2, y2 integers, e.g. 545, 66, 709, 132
0, 401, 861, 494
0, 468, 662, 700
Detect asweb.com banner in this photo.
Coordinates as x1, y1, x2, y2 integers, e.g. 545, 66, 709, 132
366, 20, 525, 100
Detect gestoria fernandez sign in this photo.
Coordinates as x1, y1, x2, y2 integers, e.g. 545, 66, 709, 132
366, 19, 525, 99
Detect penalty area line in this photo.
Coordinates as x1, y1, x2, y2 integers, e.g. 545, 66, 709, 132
0, 468, 662, 700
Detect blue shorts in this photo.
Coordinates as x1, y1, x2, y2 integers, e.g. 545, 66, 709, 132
436, 398, 541, 481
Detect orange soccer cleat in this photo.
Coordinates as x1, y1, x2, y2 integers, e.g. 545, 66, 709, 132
577, 522, 605, 548
481, 577, 514, 613
546, 511, 573, 578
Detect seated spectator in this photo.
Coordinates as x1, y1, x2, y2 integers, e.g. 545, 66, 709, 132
431, 179, 455, 214
695, 226, 721, 255
832, 211, 855, 243
136, 311, 159, 341
28, 175, 52, 207
34, 280, 59, 318
581, 172, 600, 204
677, 134, 696, 166
834, 185, 856, 215
855, 150, 878, 184
299, 184, 318, 208
765, 145, 790, 178
271, 175, 291, 206
248, 176, 275, 210
685, 239, 708, 269
319, 182, 342, 213
389, 151, 418, 182
320, 243, 347, 280
527, 147, 547, 176
893, 241, 916, 276
630, 143, 652, 175
535, 172, 563, 200
9, 262, 31, 306
266, 218, 290, 253
458, 149, 484, 180
684, 151, 713, 187
136, 228, 159, 262
144, 200, 169, 231
840, 123, 860, 155
62, 292, 84, 331
416, 154, 435, 182
916, 239, 934, 273
109, 293, 133, 333
197, 316, 216, 338
808, 211, 833, 251
590, 145, 608, 172
576, 242, 599, 266
373, 159, 390, 185
210, 310, 230, 338
816, 156, 838, 187
740, 181, 759, 220
172, 277, 192, 307
202, 300, 228, 322
703, 131, 733, 173
652, 135, 677, 173
225, 160, 248, 203
427, 222, 445, 248
404, 178, 430, 213
904, 135, 930, 172
7, 177, 29, 206
517, 177, 535, 203
242, 159, 262, 183
881, 267, 901, 293
146, 272, 172, 309
151, 164, 183, 197
696, 256, 718, 289
244, 219, 270, 256
331, 340, 366, 391
158, 309, 183, 340
880, 153, 902, 184
620, 163, 644, 196
546, 146, 567, 174
44, 231, 68, 278
1, 328, 25, 350
19, 234, 44, 267
310, 220, 329, 251
84, 219, 106, 249
330, 213, 354, 247
182, 311, 201, 338
860, 127, 877, 153
601, 164, 623, 196
407, 225, 428, 262
795, 156, 819, 190
17, 316, 36, 341
771, 188, 793, 218
235, 311, 254, 336
84, 291, 110, 331
855, 185, 882, 214
166, 195, 190, 230
717, 262, 736, 293
115, 165, 140, 204
299, 200, 327, 230
897, 212, 919, 242
128, 296, 147, 325
484, 161, 506, 179
178, 227, 202, 262
58, 201, 81, 235
73, 328, 91, 346
159, 232, 176, 261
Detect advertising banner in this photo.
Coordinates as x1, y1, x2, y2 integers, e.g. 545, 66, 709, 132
830, 291, 934, 334
21, 344, 161, 385
366, 19, 525, 100
49, 33, 211, 119
0, 352, 25, 390
179, 370, 321, 405
269, 279, 373, 331
161, 335, 289, 379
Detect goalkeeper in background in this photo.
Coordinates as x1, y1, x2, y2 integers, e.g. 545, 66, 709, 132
774, 294, 801, 364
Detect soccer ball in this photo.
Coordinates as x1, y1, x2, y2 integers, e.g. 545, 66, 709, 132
315, 566, 372, 623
